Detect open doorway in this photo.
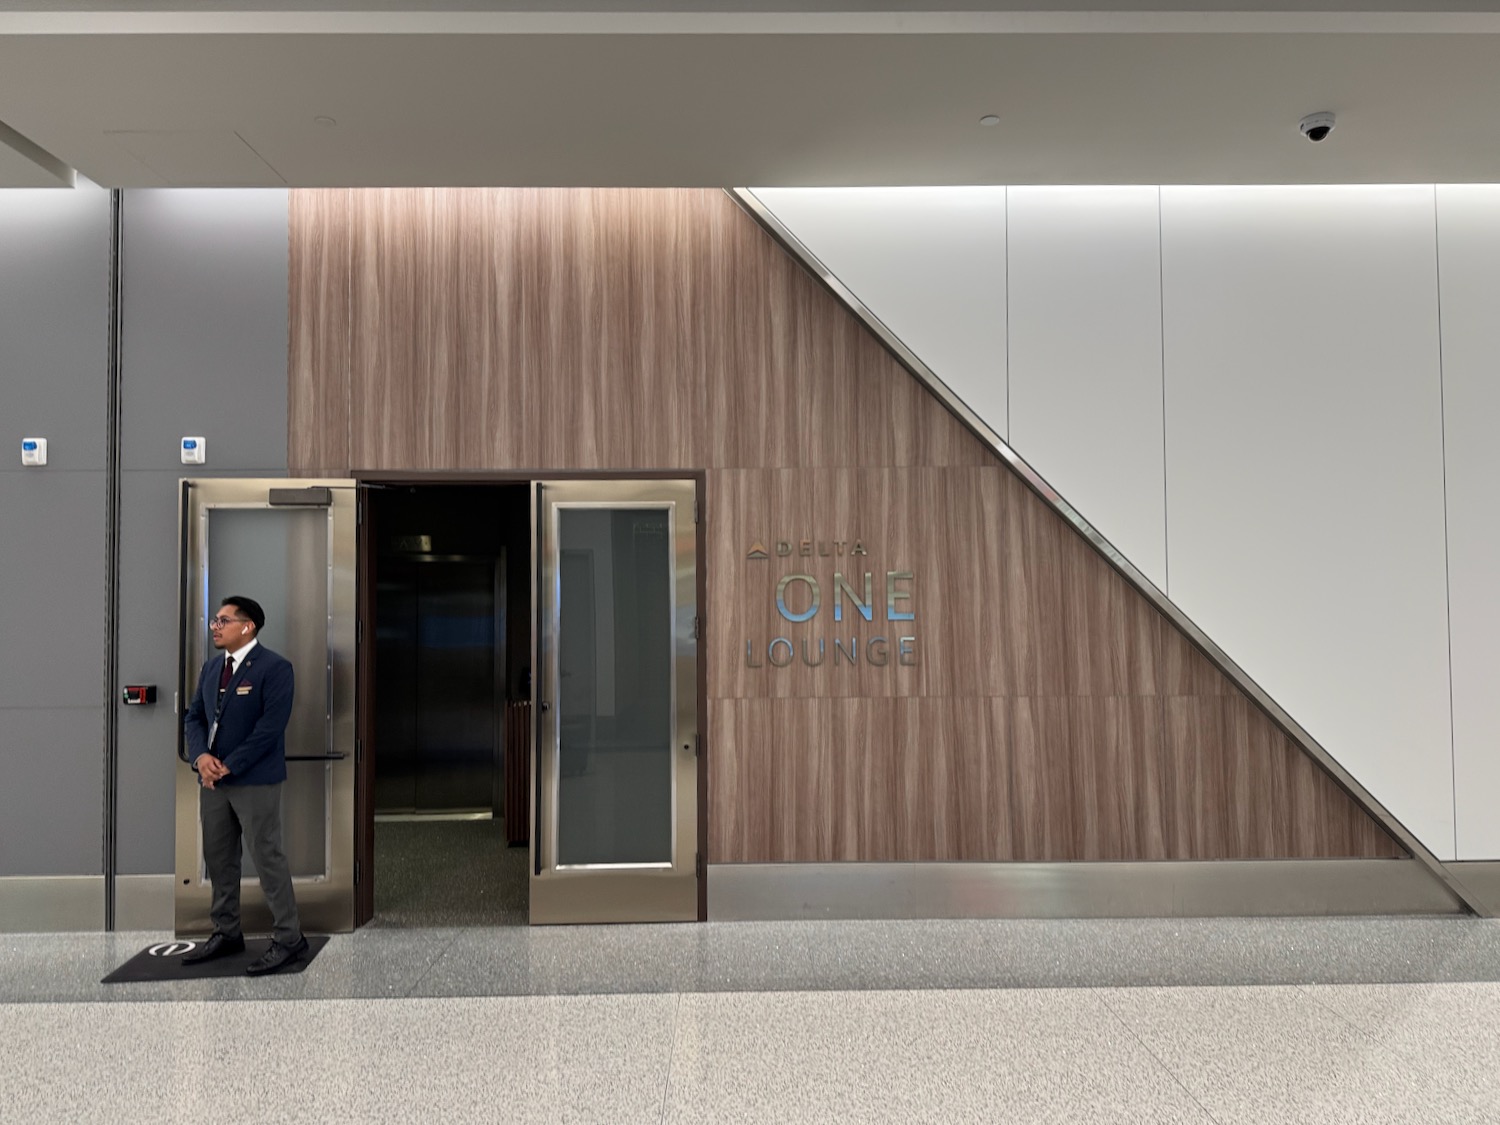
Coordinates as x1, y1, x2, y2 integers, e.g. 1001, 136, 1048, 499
362, 482, 532, 927
354, 475, 705, 929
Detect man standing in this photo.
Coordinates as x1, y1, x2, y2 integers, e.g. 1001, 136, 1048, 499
182, 595, 308, 975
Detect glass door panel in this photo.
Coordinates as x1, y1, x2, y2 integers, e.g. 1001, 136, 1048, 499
174, 479, 358, 936
532, 480, 699, 923
206, 507, 330, 879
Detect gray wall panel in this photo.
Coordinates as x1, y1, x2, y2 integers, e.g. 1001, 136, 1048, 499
0, 471, 107, 711
0, 183, 110, 881
120, 189, 289, 473
0, 184, 111, 472
114, 469, 188, 874
0, 707, 105, 875
114, 190, 291, 877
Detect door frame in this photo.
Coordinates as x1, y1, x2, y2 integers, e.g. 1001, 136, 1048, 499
353, 471, 708, 927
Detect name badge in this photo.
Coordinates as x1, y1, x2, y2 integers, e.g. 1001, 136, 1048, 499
236, 684, 253, 695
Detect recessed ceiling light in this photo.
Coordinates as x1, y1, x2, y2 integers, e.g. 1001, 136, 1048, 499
979, 114, 1000, 127
314, 116, 338, 127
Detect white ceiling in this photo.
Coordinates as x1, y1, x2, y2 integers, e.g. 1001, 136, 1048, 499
3, 5, 1500, 188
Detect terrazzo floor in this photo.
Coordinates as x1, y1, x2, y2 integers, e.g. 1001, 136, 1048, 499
8, 823, 1500, 1121
5, 919, 1500, 1122
5, 975, 1500, 1123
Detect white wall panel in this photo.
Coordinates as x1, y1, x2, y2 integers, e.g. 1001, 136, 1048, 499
751, 187, 1008, 437
1436, 185, 1500, 860
1007, 186, 1167, 590
1161, 186, 1454, 857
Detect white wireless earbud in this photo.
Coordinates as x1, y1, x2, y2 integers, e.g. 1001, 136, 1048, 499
241, 626, 248, 634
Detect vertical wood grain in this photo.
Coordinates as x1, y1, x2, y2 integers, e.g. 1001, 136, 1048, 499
289, 187, 1405, 865
287, 189, 352, 472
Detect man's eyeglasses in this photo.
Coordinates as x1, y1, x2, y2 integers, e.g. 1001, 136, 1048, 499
209, 616, 249, 628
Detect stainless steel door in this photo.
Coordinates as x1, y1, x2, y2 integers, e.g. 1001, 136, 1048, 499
531, 480, 699, 924
174, 479, 357, 935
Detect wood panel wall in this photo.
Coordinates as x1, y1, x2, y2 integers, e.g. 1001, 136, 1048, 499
289, 187, 1403, 863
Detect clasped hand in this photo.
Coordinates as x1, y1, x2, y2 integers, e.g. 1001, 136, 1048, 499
196, 754, 230, 788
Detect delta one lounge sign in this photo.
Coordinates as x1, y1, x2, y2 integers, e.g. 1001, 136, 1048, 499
743, 538, 918, 669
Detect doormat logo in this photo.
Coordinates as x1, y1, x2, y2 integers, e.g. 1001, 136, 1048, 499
149, 941, 198, 957
744, 536, 917, 670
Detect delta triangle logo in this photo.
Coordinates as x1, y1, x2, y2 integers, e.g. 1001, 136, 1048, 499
746, 541, 769, 560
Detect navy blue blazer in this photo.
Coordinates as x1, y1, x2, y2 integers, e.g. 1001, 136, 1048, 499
183, 644, 295, 787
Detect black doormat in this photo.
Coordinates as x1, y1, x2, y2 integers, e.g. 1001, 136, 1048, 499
101, 936, 330, 984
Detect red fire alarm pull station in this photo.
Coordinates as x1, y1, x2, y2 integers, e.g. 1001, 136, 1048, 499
122, 685, 157, 705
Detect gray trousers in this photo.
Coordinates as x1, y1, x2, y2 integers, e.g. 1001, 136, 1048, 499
200, 782, 303, 947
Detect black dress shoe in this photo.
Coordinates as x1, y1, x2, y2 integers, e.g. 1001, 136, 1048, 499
245, 936, 309, 976
181, 933, 246, 965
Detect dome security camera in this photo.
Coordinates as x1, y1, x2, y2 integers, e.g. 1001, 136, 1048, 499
1299, 111, 1336, 143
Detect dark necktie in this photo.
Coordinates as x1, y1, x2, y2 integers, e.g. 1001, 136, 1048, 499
219, 655, 234, 692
